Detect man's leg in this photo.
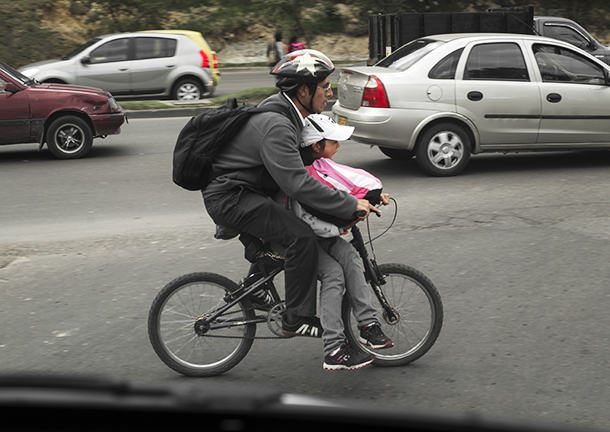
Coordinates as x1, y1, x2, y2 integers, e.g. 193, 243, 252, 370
204, 188, 318, 318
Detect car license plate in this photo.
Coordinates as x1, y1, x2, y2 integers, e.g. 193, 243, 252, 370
337, 116, 348, 126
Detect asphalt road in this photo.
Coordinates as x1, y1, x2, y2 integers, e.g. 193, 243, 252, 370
2, 117, 610, 430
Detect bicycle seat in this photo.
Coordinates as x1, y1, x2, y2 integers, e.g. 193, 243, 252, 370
214, 224, 240, 240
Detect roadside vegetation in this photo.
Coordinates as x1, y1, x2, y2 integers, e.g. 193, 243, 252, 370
118, 83, 338, 110
118, 87, 280, 110
1, 0, 610, 69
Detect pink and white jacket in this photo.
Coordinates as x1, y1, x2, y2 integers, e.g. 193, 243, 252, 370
290, 158, 383, 238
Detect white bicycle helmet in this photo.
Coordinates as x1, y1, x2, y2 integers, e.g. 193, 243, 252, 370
271, 49, 335, 93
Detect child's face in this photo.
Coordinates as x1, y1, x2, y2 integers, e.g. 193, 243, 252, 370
316, 139, 340, 159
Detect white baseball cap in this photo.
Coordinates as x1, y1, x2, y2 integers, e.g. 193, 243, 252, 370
301, 114, 355, 147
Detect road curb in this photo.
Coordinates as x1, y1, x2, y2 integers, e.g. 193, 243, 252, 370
125, 107, 211, 119
125, 101, 336, 119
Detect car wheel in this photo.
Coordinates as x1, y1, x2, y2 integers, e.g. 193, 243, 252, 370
379, 147, 415, 160
172, 78, 203, 100
202, 84, 216, 98
46, 115, 93, 159
416, 123, 471, 176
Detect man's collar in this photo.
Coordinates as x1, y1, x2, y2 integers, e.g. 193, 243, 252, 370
281, 92, 308, 127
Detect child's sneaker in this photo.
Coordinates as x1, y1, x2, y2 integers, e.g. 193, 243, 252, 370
323, 344, 375, 371
359, 322, 394, 349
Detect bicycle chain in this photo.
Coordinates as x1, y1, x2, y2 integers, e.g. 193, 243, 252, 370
197, 302, 293, 340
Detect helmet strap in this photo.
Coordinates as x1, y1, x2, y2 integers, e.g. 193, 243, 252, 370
295, 94, 313, 114
295, 83, 319, 114
309, 91, 317, 113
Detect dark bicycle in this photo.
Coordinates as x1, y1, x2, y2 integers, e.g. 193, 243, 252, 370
148, 206, 443, 377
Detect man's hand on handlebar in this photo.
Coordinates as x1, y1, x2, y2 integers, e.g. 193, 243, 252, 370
354, 194, 391, 220
355, 198, 381, 219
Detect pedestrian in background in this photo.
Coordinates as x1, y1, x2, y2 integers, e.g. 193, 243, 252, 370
288, 35, 306, 53
267, 31, 286, 68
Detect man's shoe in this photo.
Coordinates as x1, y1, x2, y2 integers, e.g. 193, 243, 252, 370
323, 344, 375, 371
281, 315, 322, 338
241, 272, 274, 311
359, 322, 394, 349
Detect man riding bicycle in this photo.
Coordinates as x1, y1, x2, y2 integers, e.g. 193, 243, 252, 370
202, 50, 376, 337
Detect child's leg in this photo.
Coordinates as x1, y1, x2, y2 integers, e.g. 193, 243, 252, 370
324, 237, 378, 329
316, 239, 348, 356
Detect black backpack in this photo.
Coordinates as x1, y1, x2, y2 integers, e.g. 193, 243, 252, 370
172, 97, 287, 191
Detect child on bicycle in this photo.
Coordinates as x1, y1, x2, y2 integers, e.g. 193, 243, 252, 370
289, 114, 394, 371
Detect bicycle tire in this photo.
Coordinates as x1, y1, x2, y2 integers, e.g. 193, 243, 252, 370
342, 263, 443, 367
148, 272, 256, 377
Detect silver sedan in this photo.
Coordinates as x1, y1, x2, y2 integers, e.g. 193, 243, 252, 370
332, 33, 610, 176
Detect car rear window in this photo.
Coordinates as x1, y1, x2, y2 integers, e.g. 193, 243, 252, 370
376, 39, 443, 71
135, 37, 177, 60
464, 42, 529, 81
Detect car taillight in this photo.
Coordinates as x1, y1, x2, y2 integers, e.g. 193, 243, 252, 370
362, 75, 389, 108
199, 50, 209, 68
212, 53, 218, 69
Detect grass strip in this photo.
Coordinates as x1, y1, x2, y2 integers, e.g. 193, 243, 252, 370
119, 84, 336, 110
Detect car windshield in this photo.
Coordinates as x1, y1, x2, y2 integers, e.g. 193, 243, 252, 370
0, 60, 35, 86
61, 38, 102, 60
376, 39, 443, 71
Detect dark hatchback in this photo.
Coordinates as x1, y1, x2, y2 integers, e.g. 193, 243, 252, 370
0, 60, 125, 159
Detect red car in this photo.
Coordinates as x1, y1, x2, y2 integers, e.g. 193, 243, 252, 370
0, 60, 125, 159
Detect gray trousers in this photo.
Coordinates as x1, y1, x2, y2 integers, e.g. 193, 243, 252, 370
317, 236, 378, 356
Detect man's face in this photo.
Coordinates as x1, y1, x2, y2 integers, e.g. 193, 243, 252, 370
306, 78, 333, 114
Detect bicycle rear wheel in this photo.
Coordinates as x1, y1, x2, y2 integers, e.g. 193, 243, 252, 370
342, 263, 443, 367
148, 272, 256, 377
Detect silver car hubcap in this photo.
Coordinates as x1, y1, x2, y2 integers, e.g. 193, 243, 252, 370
427, 131, 463, 170
56, 124, 85, 154
177, 83, 201, 100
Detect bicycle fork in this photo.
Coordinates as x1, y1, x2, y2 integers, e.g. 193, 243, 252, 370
350, 226, 399, 324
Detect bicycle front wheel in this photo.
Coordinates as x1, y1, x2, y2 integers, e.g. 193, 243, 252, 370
148, 272, 256, 377
342, 263, 443, 367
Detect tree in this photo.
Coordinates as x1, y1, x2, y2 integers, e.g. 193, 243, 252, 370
84, 0, 167, 32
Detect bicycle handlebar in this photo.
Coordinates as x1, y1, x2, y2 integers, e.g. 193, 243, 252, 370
355, 210, 381, 218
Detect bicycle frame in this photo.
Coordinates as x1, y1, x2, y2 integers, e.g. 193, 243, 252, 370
202, 223, 397, 330
204, 265, 284, 330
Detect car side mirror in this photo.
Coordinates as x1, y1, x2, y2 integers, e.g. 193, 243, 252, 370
604, 68, 610, 86
2, 82, 17, 93
80, 56, 91, 65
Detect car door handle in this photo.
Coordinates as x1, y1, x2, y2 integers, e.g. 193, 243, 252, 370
546, 93, 562, 103
119, 68, 129, 71
166, 65, 176, 68
467, 91, 483, 101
